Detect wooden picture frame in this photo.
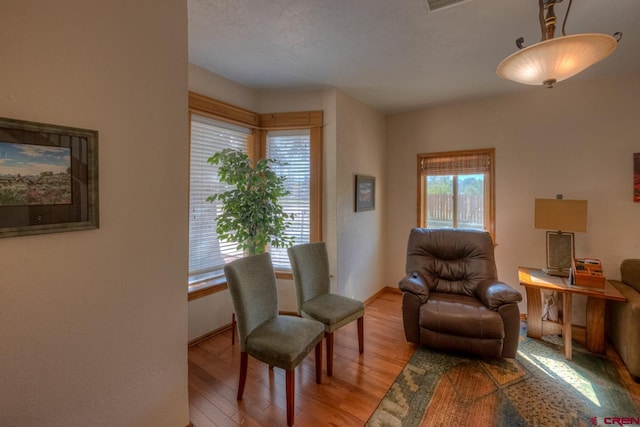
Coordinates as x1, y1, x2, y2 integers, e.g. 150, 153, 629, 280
0, 117, 99, 238
546, 231, 574, 271
355, 175, 375, 212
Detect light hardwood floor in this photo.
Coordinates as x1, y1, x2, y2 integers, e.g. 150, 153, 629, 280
188, 289, 640, 426
188, 289, 415, 426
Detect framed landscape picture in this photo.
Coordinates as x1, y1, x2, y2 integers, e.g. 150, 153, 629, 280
0, 117, 99, 238
355, 175, 375, 212
634, 152, 639, 203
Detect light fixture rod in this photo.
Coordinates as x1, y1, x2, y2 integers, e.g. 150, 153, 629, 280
542, 0, 559, 41
561, 0, 572, 37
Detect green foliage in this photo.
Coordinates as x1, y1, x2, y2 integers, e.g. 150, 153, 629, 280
427, 176, 452, 195
459, 176, 483, 195
427, 175, 483, 195
206, 148, 294, 255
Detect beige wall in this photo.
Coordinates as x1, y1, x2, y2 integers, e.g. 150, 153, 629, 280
335, 91, 388, 300
186, 68, 389, 340
189, 63, 259, 111
0, 2, 190, 426
186, 68, 333, 340
385, 72, 640, 324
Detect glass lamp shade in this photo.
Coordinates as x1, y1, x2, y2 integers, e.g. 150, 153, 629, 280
497, 33, 617, 87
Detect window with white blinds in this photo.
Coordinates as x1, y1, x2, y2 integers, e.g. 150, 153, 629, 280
266, 129, 311, 269
189, 114, 250, 283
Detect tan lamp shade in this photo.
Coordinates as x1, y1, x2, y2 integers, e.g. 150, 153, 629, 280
497, 34, 618, 87
534, 199, 588, 232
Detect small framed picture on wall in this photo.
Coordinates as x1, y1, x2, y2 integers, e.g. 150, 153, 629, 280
355, 175, 375, 212
0, 117, 99, 238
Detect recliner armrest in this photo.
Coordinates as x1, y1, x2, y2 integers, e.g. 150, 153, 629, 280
399, 272, 429, 303
477, 280, 522, 310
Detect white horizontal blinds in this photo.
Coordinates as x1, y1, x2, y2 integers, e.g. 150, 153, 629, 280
420, 152, 491, 175
189, 114, 250, 282
266, 129, 311, 269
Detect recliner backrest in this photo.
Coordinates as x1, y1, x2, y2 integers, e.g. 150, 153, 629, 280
405, 228, 497, 296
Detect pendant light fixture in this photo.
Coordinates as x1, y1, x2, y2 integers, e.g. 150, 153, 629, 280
497, 0, 622, 88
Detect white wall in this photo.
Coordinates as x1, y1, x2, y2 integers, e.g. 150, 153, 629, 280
258, 89, 325, 113
0, 2, 189, 426
186, 69, 389, 340
189, 63, 259, 111
186, 68, 331, 340
385, 72, 640, 324
335, 91, 387, 300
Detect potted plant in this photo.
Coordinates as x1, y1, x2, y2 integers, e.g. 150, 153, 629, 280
206, 148, 294, 255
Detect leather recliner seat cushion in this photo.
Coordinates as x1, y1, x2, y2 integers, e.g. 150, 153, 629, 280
419, 293, 505, 339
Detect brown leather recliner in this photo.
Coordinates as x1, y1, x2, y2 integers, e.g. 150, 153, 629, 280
399, 228, 523, 358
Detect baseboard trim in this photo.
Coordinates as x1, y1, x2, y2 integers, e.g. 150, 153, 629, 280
364, 286, 399, 305
188, 323, 233, 347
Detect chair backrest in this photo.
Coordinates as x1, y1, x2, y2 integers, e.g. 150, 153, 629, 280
224, 253, 279, 351
405, 228, 497, 296
621, 259, 640, 293
288, 242, 331, 311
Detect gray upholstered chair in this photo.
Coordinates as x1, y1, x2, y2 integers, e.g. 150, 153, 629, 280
288, 242, 365, 376
224, 253, 325, 426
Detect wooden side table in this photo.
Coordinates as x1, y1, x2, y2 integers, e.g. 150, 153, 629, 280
517, 266, 626, 360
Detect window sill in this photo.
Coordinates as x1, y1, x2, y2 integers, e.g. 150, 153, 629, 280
187, 269, 293, 301
187, 276, 227, 301
274, 270, 293, 280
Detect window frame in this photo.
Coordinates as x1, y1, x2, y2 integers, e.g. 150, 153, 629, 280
417, 148, 495, 241
187, 92, 323, 298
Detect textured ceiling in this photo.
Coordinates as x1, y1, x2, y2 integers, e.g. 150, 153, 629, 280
188, 0, 640, 113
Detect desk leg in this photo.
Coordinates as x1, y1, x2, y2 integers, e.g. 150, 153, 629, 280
525, 286, 543, 339
586, 297, 606, 354
562, 292, 572, 360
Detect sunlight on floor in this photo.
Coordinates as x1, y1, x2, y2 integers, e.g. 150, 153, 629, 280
518, 349, 601, 407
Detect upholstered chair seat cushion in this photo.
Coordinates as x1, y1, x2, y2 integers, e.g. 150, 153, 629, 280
419, 292, 505, 339
247, 316, 325, 370
301, 293, 365, 333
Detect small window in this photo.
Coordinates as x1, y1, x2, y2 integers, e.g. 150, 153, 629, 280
418, 148, 495, 239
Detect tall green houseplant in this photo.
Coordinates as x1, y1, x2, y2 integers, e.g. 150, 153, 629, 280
206, 148, 294, 255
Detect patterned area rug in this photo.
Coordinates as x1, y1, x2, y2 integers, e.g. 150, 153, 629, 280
366, 326, 638, 427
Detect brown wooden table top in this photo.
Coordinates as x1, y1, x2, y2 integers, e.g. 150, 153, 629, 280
517, 266, 626, 301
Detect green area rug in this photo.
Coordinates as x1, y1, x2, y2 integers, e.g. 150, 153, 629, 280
366, 326, 638, 427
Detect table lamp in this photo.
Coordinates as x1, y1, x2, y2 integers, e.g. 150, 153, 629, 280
534, 198, 588, 277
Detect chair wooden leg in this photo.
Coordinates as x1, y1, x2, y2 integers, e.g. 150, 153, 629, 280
231, 313, 236, 345
286, 369, 295, 426
325, 332, 334, 377
315, 341, 322, 384
358, 316, 364, 354
237, 352, 248, 400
